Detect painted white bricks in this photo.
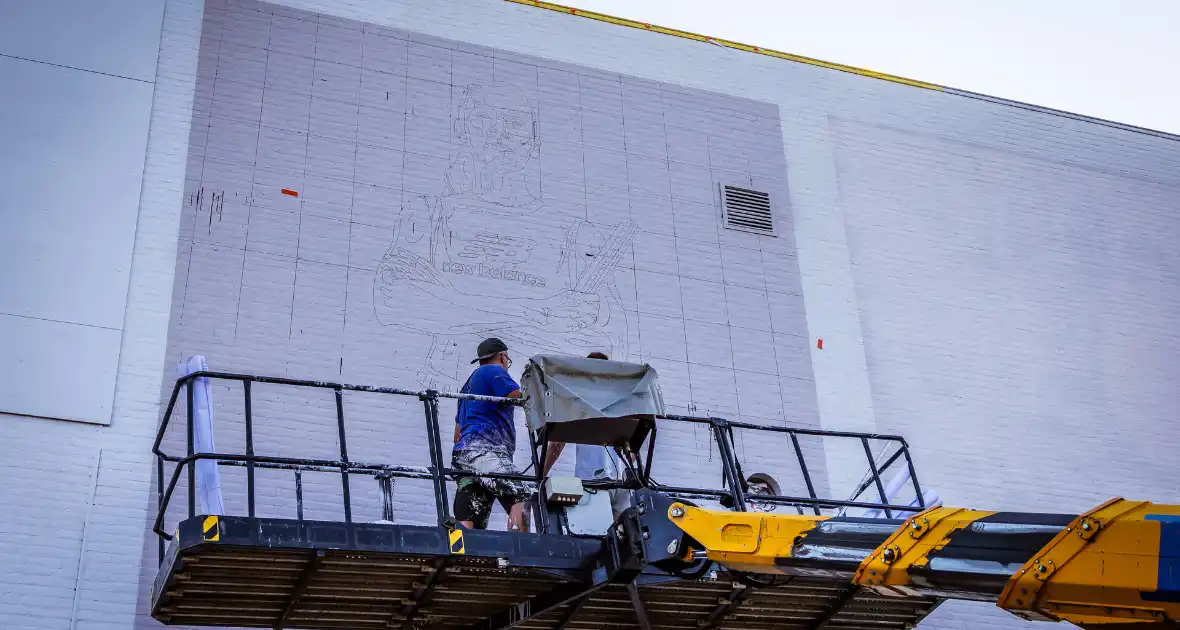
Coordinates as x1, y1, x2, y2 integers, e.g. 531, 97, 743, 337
0, 1, 1178, 630
832, 114, 1180, 626
0, 0, 202, 628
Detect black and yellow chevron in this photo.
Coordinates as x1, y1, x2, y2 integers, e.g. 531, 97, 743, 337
449, 527, 465, 555
202, 515, 220, 542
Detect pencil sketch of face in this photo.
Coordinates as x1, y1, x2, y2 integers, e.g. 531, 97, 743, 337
454, 83, 540, 173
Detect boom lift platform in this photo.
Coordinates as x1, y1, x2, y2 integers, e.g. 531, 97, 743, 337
150, 361, 1180, 630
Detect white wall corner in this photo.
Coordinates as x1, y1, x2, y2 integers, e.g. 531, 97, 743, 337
780, 112, 878, 498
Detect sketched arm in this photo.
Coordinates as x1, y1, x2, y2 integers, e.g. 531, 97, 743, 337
376, 197, 451, 289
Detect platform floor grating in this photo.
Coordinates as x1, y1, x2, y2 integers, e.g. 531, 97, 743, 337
152, 518, 939, 630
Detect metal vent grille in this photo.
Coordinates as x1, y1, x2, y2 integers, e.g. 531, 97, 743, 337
721, 185, 774, 236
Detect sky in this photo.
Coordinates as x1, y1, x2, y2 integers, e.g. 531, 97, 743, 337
565, 0, 1180, 135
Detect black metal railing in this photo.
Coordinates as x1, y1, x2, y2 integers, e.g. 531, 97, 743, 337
153, 371, 926, 562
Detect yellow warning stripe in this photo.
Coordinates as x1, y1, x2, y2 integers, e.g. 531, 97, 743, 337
504, 0, 944, 91
449, 528, 466, 555
202, 515, 220, 542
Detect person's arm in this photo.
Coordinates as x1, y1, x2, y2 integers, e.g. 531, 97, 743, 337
542, 441, 565, 477
487, 367, 522, 400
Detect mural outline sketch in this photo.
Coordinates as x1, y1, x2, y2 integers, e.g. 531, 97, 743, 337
374, 82, 637, 389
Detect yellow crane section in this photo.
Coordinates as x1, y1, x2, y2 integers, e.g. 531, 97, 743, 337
668, 497, 1180, 628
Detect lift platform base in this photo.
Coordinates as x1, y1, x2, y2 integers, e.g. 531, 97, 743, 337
152, 516, 940, 630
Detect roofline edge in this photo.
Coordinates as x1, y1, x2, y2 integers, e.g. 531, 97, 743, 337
507, 0, 1180, 142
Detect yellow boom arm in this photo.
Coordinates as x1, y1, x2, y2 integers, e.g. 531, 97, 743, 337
667, 498, 1180, 628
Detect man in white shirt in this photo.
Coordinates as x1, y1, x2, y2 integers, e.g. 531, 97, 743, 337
540, 352, 633, 519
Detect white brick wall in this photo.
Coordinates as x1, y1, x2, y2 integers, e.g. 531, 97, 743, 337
1, 1, 1177, 629
150, 6, 827, 592
0, 0, 196, 627
0, 0, 162, 427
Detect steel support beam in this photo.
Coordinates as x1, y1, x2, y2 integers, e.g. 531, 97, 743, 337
810, 585, 859, 630
459, 580, 610, 630
398, 559, 449, 630
551, 593, 592, 630
628, 583, 652, 630
698, 582, 753, 630
274, 549, 325, 630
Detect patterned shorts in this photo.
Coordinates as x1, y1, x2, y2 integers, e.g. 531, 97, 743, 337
451, 449, 535, 529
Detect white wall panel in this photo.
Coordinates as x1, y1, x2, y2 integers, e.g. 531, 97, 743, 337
0, 60, 152, 329
0, 314, 121, 424
0, 0, 164, 80
0, 17, 156, 427
0, 0, 176, 625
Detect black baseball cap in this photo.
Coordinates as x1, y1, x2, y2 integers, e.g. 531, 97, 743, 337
472, 337, 509, 363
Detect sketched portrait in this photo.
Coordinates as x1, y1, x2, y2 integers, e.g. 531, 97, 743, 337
374, 82, 637, 389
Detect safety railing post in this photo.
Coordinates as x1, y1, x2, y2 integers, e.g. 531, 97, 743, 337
529, 427, 550, 534
788, 432, 822, 516
641, 421, 657, 486
295, 469, 304, 521
378, 473, 395, 522
156, 453, 165, 563
334, 387, 352, 523
422, 391, 451, 526
710, 418, 747, 511
529, 427, 544, 486
186, 380, 196, 519
725, 425, 747, 487
244, 380, 255, 518
902, 444, 926, 508
860, 437, 892, 518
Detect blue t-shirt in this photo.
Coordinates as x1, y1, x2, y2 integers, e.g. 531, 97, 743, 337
454, 364, 520, 453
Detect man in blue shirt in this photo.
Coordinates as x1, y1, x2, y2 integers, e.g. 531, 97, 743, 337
451, 337, 533, 531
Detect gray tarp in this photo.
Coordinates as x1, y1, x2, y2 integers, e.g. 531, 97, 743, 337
519, 354, 665, 450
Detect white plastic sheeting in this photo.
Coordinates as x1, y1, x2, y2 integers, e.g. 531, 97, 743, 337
177, 355, 225, 516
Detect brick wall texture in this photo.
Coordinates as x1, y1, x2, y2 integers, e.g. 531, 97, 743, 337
1, 0, 1178, 629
